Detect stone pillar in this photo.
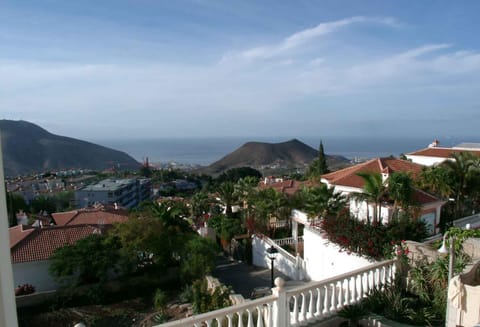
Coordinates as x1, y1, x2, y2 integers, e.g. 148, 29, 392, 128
292, 219, 298, 254
272, 277, 287, 327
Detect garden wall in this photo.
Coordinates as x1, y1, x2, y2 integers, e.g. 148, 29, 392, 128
303, 227, 374, 281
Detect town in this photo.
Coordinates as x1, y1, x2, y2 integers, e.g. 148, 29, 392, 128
3, 140, 480, 326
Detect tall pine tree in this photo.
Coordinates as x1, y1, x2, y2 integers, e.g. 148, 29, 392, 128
306, 140, 329, 180
318, 141, 329, 175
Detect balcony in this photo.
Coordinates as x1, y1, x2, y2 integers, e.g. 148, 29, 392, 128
156, 258, 397, 327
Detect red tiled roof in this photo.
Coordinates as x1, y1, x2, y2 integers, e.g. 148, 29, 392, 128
259, 180, 317, 195
321, 158, 423, 189
408, 147, 480, 158
8, 225, 35, 248
52, 208, 128, 226
413, 189, 444, 205
10, 225, 99, 264
51, 211, 78, 226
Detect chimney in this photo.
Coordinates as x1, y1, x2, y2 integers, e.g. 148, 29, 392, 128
428, 139, 440, 148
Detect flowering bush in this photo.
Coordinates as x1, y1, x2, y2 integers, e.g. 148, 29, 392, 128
321, 211, 423, 260
393, 240, 409, 257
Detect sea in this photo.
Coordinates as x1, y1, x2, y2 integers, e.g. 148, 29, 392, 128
93, 136, 473, 166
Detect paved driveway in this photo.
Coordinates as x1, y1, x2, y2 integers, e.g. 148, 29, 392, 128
212, 256, 291, 298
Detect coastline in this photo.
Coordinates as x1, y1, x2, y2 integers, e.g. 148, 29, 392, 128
92, 136, 471, 165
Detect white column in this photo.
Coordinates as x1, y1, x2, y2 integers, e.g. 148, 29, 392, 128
272, 278, 287, 327
0, 136, 19, 326
292, 220, 298, 254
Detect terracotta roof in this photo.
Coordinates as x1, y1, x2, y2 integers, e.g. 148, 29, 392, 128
413, 189, 444, 205
10, 225, 99, 264
259, 180, 317, 195
408, 147, 480, 158
321, 157, 423, 189
8, 225, 35, 248
52, 207, 128, 226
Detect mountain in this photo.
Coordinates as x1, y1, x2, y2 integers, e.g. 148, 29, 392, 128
203, 139, 350, 174
1, 120, 140, 177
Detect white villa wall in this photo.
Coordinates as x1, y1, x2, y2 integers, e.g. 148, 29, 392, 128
13, 260, 58, 292
252, 236, 305, 281
303, 227, 374, 281
405, 155, 448, 166
349, 198, 392, 224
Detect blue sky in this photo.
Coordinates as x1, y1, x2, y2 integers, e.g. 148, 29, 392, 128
1, 1, 480, 140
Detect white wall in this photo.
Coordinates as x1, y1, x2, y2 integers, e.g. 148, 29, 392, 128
405, 155, 447, 166
349, 198, 392, 224
252, 236, 304, 281
303, 227, 374, 281
13, 260, 58, 292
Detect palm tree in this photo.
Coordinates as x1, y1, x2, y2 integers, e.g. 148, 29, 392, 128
442, 151, 480, 218
234, 176, 259, 210
355, 172, 387, 224
149, 201, 191, 232
190, 191, 211, 219
387, 172, 415, 221
217, 181, 237, 218
301, 184, 346, 220
418, 165, 453, 199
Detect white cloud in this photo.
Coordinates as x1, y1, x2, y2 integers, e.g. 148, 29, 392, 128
226, 16, 400, 62
2, 16, 480, 138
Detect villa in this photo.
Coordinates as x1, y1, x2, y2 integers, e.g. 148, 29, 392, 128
406, 141, 480, 166
321, 157, 445, 234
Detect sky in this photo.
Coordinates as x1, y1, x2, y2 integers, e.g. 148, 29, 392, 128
1, 0, 480, 141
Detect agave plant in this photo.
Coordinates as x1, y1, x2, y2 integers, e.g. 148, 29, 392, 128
337, 303, 368, 327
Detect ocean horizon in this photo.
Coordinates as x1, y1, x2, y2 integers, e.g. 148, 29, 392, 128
93, 136, 474, 166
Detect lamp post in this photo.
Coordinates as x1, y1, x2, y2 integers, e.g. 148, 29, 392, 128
438, 232, 455, 282
438, 231, 455, 327
266, 245, 278, 288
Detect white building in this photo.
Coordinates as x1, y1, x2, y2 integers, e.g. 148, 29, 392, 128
75, 178, 151, 208
406, 142, 480, 166
321, 157, 445, 235
9, 224, 100, 292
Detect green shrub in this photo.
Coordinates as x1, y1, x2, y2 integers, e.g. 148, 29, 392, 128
192, 279, 231, 314
179, 285, 193, 303
153, 289, 168, 312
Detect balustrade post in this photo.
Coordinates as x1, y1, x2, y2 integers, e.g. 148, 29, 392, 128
272, 277, 287, 327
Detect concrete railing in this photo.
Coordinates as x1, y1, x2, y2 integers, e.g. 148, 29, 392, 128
284, 259, 397, 326
158, 294, 277, 327
155, 259, 397, 327
274, 236, 303, 247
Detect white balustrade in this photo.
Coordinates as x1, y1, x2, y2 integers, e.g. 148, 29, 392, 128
285, 258, 396, 326
273, 236, 303, 247
156, 259, 397, 327
158, 295, 276, 327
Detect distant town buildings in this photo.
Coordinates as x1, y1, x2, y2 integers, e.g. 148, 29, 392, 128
74, 178, 152, 208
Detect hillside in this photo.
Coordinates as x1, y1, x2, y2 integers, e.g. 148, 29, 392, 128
0, 120, 140, 176
203, 139, 350, 174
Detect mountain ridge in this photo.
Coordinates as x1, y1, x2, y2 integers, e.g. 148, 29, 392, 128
1, 120, 140, 177
203, 138, 349, 174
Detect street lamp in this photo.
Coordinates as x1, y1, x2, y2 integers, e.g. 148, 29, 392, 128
266, 245, 278, 288
438, 231, 455, 327
438, 232, 455, 282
